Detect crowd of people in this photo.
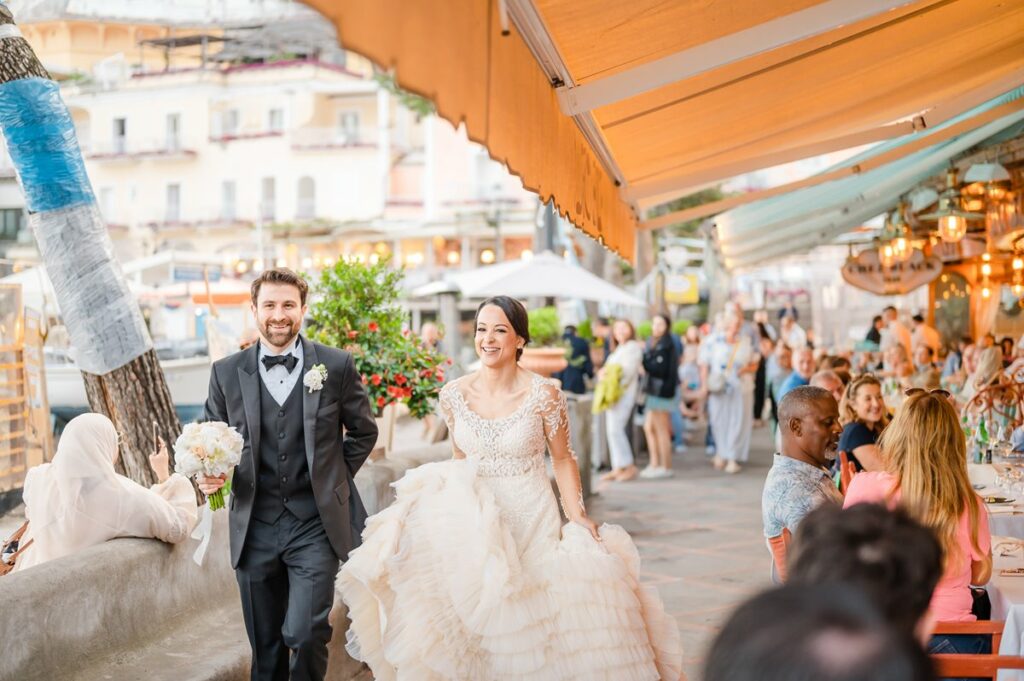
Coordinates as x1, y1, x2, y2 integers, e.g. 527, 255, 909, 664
584, 300, 1024, 486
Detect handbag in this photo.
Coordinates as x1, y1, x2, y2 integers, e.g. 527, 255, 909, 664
970, 586, 991, 620
707, 340, 742, 394
0, 521, 32, 576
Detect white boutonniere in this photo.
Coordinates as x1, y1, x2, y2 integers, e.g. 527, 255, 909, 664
303, 364, 328, 393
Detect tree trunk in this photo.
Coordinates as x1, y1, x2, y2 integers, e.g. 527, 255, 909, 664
0, 6, 183, 487
82, 350, 181, 486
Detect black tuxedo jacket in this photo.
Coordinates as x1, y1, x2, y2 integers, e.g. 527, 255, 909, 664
202, 335, 378, 567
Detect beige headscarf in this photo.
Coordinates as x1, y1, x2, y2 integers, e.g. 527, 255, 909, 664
13, 413, 197, 572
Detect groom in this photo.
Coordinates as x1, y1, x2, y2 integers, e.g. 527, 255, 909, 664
199, 268, 377, 681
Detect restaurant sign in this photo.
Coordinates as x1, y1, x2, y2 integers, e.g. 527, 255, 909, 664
841, 248, 942, 296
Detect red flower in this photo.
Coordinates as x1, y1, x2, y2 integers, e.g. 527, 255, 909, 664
436, 369, 445, 381
368, 321, 379, 332
347, 330, 359, 339
377, 396, 386, 408
403, 387, 413, 398
403, 329, 411, 337
446, 358, 454, 365
395, 374, 407, 385
370, 374, 382, 386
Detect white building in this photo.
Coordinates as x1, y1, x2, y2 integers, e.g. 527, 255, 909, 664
1, 5, 541, 289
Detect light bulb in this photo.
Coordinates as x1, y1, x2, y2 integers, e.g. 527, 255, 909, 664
982, 286, 991, 299
982, 252, 992, 262
1014, 257, 1023, 271
446, 250, 460, 265
938, 214, 967, 243
981, 263, 992, 277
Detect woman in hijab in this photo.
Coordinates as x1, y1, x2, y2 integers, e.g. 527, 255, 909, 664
11, 413, 198, 573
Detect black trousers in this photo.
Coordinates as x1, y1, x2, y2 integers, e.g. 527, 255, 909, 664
753, 357, 767, 420
236, 510, 339, 681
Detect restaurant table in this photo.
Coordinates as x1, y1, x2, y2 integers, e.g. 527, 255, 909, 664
969, 464, 1024, 539
985, 538, 1024, 680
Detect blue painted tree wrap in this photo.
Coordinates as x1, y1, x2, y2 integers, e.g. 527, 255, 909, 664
0, 12, 152, 374
0, 77, 95, 213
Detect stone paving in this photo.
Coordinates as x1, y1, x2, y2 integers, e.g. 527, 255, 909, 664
588, 425, 775, 680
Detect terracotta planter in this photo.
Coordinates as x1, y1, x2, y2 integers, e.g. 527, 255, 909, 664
519, 347, 568, 378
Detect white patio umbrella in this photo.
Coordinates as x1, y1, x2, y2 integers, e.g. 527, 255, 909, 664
413, 251, 648, 308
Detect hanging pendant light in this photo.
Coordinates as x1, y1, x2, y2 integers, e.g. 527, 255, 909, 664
918, 168, 984, 243
890, 203, 913, 263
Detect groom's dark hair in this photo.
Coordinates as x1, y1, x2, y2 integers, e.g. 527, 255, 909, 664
251, 268, 309, 306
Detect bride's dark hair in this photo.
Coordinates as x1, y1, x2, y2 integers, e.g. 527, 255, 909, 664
475, 296, 530, 361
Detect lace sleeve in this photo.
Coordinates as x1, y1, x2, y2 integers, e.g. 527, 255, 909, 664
539, 380, 587, 520
438, 382, 466, 459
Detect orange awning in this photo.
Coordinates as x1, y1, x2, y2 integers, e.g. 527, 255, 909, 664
303, 0, 1024, 263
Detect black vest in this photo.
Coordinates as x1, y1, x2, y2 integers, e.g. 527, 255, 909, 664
252, 375, 318, 523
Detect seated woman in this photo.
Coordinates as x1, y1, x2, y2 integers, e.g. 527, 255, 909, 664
957, 346, 1004, 407
11, 413, 198, 573
836, 374, 888, 474
844, 391, 992, 653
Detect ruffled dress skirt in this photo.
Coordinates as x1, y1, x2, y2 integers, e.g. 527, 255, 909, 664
338, 459, 683, 680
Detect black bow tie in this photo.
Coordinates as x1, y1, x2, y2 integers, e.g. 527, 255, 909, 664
262, 353, 298, 372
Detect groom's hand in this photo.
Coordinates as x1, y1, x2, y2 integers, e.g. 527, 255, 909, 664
197, 473, 227, 495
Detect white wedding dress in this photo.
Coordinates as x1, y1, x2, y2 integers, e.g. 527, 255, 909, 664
339, 373, 683, 680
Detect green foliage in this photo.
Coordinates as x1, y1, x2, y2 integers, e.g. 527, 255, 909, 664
373, 71, 435, 120
309, 256, 448, 418
637, 320, 653, 341
671, 319, 691, 337
527, 306, 562, 347
576, 318, 593, 341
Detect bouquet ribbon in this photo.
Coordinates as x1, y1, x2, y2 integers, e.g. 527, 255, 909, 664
190, 480, 232, 566
191, 504, 214, 566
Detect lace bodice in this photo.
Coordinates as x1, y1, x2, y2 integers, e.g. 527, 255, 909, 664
439, 374, 570, 478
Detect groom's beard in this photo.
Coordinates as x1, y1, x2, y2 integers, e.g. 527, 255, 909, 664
260, 318, 301, 348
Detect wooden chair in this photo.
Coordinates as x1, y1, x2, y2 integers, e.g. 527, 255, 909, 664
931, 621, 1024, 680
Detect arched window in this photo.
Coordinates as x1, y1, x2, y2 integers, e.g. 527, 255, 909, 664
297, 177, 316, 219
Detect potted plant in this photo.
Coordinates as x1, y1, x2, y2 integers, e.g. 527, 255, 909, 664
308, 256, 449, 454
519, 306, 569, 377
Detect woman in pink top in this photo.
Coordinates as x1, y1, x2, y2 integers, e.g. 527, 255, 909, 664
844, 390, 992, 656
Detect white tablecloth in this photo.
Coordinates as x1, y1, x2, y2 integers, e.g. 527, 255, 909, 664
969, 464, 1024, 539
986, 540, 1024, 681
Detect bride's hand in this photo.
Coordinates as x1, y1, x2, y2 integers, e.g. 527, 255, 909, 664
574, 516, 602, 542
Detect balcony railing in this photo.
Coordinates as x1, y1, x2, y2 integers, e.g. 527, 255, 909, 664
291, 127, 377, 150
86, 137, 198, 160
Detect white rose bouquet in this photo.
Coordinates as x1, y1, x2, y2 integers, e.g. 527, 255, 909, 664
174, 422, 243, 511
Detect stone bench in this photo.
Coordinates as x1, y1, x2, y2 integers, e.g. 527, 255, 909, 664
0, 442, 451, 681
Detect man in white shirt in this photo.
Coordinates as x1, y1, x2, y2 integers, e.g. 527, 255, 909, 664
910, 313, 942, 356
879, 306, 912, 358
780, 314, 807, 351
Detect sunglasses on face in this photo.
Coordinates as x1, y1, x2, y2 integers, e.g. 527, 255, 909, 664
903, 388, 952, 398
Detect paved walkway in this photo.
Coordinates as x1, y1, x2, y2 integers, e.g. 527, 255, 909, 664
589, 425, 774, 680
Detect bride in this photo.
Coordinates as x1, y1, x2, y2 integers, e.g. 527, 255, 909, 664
339, 296, 683, 680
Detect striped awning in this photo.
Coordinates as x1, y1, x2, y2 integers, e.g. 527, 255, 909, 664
302, 0, 1024, 263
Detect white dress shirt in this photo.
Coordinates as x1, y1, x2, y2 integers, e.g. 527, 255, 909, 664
258, 337, 304, 406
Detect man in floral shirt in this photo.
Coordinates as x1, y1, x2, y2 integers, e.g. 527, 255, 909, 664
762, 386, 843, 583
